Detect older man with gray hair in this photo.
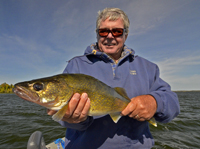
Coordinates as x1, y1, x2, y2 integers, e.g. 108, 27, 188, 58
48, 7, 180, 149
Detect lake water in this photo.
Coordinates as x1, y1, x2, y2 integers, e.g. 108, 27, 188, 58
0, 92, 199, 149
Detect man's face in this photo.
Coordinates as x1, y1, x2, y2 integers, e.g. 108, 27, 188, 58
97, 18, 128, 61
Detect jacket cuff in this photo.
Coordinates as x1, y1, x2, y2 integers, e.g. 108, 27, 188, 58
149, 92, 164, 114
58, 116, 93, 131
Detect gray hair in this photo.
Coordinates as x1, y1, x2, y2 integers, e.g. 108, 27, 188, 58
96, 8, 130, 34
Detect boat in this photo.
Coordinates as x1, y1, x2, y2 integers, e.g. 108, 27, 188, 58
27, 131, 65, 149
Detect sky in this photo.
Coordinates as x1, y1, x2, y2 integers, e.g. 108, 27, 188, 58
0, 0, 200, 91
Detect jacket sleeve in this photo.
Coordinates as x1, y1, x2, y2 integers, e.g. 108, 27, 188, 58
63, 58, 79, 74
58, 116, 94, 131
149, 65, 180, 123
58, 59, 94, 130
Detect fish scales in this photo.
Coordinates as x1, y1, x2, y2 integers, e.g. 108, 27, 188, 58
63, 74, 129, 114
13, 73, 157, 127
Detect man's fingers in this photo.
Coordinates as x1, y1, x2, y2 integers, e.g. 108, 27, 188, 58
47, 109, 57, 115
72, 93, 88, 119
66, 93, 81, 117
47, 93, 90, 123
79, 98, 90, 121
121, 99, 136, 116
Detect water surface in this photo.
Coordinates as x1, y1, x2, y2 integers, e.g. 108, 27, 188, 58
0, 92, 199, 148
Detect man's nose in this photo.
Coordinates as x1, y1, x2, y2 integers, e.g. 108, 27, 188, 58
107, 32, 114, 38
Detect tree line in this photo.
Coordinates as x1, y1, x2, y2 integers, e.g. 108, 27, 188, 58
0, 83, 14, 93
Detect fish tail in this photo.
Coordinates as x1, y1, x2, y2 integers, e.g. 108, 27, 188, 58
147, 117, 157, 127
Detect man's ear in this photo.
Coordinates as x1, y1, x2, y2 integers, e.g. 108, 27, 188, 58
96, 33, 99, 41
125, 34, 128, 40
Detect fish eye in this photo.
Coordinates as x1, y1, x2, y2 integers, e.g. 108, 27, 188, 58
33, 83, 44, 91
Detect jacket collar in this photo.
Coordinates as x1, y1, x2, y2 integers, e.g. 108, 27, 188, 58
84, 43, 135, 63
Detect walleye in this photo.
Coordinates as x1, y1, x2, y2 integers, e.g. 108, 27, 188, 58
13, 74, 157, 127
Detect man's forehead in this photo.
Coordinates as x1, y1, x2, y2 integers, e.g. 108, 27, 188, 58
99, 18, 124, 28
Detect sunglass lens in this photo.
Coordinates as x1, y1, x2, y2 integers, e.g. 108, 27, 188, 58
112, 29, 124, 37
98, 28, 124, 37
98, 29, 109, 37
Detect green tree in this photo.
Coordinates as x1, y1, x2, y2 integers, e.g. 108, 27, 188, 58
0, 83, 14, 93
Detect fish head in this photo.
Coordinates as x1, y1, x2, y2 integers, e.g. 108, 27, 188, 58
13, 75, 72, 109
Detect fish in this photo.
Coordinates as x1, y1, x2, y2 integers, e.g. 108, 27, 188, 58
13, 73, 157, 127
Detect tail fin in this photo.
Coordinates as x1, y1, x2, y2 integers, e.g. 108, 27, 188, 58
147, 117, 157, 127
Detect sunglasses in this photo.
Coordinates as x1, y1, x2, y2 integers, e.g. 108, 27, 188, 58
97, 28, 126, 37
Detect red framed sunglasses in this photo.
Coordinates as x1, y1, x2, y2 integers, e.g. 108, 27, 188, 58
97, 28, 126, 37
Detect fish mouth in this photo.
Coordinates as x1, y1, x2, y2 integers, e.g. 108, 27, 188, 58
13, 85, 39, 102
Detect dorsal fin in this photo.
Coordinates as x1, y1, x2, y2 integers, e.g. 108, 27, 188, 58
114, 87, 130, 101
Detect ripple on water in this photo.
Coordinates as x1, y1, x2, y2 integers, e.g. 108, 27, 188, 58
1, 92, 200, 149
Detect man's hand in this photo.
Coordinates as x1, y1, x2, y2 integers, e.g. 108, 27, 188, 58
121, 95, 157, 121
47, 93, 90, 123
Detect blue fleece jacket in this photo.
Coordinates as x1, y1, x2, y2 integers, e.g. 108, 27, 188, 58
60, 43, 180, 149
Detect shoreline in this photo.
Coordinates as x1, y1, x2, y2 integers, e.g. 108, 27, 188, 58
174, 90, 200, 92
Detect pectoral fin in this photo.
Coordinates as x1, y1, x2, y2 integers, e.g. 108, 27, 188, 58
52, 102, 69, 121
147, 117, 157, 127
109, 112, 121, 123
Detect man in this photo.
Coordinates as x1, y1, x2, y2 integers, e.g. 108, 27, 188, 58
48, 8, 180, 148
